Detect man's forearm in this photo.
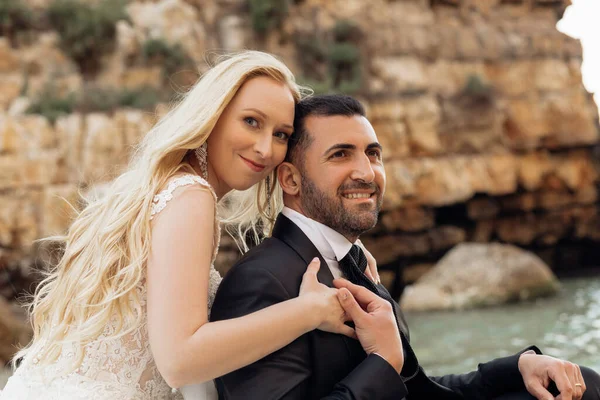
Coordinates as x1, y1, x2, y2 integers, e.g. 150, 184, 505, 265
431, 346, 542, 400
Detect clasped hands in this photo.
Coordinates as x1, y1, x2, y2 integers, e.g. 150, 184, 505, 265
333, 278, 405, 374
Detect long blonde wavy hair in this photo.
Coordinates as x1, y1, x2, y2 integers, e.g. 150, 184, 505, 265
16, 51, 307, 369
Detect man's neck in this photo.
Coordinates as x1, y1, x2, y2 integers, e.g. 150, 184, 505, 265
283, 203, 359, 243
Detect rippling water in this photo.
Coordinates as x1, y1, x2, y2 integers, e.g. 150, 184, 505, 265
406, 276, 600, 375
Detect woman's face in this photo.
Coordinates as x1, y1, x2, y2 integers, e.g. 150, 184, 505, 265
206, 76, 295, 196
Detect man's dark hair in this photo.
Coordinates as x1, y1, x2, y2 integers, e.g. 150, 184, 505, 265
286, 94, 366, 165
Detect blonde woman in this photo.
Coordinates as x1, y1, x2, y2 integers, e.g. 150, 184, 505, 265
0, 51, 378, 400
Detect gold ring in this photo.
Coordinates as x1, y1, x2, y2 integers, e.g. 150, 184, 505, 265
575, 383, 583, 387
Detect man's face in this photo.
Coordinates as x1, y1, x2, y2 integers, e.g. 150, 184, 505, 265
297, 114, 386, 240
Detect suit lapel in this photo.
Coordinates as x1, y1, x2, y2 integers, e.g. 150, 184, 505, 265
271, 214, 362, 363
271, 214, 335, 288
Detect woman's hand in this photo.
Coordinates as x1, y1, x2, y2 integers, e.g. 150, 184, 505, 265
357, 239, 380, 284
299, 258, 356, 338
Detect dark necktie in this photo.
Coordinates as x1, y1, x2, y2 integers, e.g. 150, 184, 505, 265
338, 244, 379, 295
339, 244, 418, 380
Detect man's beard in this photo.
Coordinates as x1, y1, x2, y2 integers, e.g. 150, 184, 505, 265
300, 174, 382, 239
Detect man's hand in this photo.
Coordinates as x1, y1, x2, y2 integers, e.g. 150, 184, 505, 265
333, 278, 404, 374
519, 350, 586, 400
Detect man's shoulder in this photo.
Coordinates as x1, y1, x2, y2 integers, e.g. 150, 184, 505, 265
225, 237, 308, 282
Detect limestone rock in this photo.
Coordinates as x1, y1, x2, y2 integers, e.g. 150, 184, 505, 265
0, 116, 22, 154
127, 0, 207, 63
8, 97, 32, 117
116, 20, 140, 60
41, 185, 80, 237
371, 57, 429, 94
385, 154, 518, 208
113, 109, 155, 148
82, 113, 126, 183
0, 297, 31, 365
122, 66, 163, 89
400, 243, 561, 311
219, 15, 246, 51
0, 38, 20, 74
504, 91, 599, 150
404, 95, 442, 155
380, 206, 435, 233
0, 75, 23, 111
54, 113, 84, 182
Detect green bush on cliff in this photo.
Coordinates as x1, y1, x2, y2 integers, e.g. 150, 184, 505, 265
332, 20, 361, 43
0, 0, 34, 39
47, 0, 128, 74
78, 86, 164, 112
294, 20, 362, 95
460, 74, 494, 106
27, 86, 76, 123
249, 0, 288, 35
141, 38, 194, 79
328, 42, 361, 94
28, 85, 164, 122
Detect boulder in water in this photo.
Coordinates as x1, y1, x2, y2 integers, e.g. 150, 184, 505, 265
400, 243, 560, 311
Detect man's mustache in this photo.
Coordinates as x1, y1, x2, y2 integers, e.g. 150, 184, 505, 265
338, 182, 381, 194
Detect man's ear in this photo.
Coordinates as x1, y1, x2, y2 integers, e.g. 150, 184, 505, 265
277, 162, 301, 196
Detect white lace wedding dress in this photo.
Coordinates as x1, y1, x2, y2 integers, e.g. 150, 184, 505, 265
0, 174, 222, 400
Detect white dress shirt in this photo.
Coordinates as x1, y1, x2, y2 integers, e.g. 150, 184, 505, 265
281, 207, 356, 279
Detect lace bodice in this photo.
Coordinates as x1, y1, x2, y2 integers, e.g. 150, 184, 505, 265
1, 174, 223, 400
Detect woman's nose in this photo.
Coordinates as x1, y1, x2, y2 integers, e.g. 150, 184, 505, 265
253, 133, 273, 160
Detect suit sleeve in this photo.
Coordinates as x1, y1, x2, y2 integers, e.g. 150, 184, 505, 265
210, 261, 407, 400
430, 346, 542, 399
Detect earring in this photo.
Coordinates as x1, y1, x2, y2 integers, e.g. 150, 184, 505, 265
265, 175, 272, 215
194, 142, 208, 180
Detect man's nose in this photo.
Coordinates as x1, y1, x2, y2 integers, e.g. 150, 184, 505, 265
253, 132, 273, 160
351, 154, 375, 182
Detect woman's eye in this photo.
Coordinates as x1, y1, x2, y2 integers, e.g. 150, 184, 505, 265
244, 117, 258, 128
274, 131, 290, 140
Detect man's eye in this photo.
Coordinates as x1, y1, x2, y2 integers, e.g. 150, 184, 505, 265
244, 117, 259, 128
331, 151, 346, 158
368, 150, 382, 159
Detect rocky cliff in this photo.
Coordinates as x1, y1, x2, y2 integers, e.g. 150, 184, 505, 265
0, 0, 598, 299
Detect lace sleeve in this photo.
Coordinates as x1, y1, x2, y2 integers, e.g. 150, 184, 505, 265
150, 175, 217, 220
150, 174, 221, 263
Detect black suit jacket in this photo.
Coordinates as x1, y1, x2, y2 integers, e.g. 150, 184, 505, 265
211, 215, 540, 400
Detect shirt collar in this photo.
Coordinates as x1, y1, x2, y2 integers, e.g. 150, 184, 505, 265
281, 207, 354, 262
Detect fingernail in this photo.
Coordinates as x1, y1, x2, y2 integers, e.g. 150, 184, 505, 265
312, 257, 319, 262
341, 290, 348, 300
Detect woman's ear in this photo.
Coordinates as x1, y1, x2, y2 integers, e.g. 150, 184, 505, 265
277, 162, 301, 196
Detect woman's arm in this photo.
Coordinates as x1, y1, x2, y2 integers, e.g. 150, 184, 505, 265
147, 186, 349, 388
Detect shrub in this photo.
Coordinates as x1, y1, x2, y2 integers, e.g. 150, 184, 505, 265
47, 0, 127, 74
459, 74, 495, 107
78, 86, 165, 112
294, 20, 363, 95
117, 87, 163, 110
249, 0, 288, 35
141, 38, 194, 79
28, 84, 165, 122
0, 0, 34, 40
294, 35, 327, 82
27, 85, 76, 123
332, 20, 361, 43
328, 42, 361, 94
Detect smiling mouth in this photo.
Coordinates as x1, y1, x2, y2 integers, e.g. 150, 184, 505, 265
342, 193, 374, 200
240, 156, 266, 172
